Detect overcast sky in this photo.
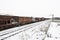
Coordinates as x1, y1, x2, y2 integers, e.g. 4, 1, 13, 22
0, 0, 60, 17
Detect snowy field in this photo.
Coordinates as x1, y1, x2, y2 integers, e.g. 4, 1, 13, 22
0, 20, 51, 40
45, 22, 60, 40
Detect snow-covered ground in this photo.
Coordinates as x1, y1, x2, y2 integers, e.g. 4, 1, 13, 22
45, 22, 60, 40
1, 20, 60, 40
0, 20, 51, 40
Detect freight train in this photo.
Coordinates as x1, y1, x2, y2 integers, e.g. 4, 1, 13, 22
0, 15, 49, 31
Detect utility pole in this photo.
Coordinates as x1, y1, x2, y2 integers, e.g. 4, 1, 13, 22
52, 14, 54, 22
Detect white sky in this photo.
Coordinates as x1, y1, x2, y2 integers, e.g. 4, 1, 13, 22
0, 0, 60, 18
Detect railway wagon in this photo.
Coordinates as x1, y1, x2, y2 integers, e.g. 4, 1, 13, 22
0, 15, 19, 25
18, 17, 33, 25
35, 17, 45, 22
0, 15, 19, 31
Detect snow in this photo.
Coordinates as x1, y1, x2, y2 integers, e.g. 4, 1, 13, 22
1, 20, 60, 40
45, 22, 60, 40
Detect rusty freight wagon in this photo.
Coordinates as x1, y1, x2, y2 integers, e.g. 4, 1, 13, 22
0, 15, 19, 31
18, 17, 32, 25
